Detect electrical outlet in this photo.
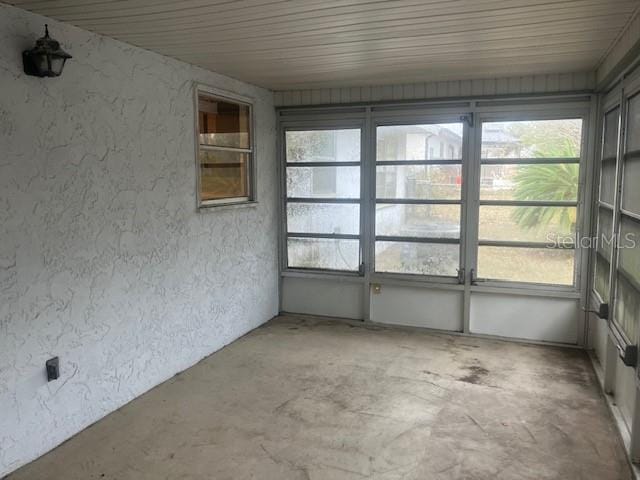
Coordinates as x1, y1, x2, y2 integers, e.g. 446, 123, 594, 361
46, 357, 59, 381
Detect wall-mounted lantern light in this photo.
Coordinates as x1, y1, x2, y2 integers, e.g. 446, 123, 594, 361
22, 24, 72, 78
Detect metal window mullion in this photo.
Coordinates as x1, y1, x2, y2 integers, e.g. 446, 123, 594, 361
480, 157, 579, 165
608, 92, 626, 341
285, 161, 360, 167
287, 232, 360, 240
376, 198, 462, 205
286, 197, 360, 204
620, 208, 640, 223
479, 200, 578, 207
478, 240, 575, 249
623, 149, 640, 160
375, 159, 462, 166
375, 236, 460, 245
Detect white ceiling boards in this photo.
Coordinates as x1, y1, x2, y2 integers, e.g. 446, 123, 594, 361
8, 0, 640, 90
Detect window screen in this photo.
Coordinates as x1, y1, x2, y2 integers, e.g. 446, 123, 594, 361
477, 119, 582, 286
284, 129, 362, 272
374, 123, 463, 277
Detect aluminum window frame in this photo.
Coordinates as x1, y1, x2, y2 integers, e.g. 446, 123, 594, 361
470, 110, 590, 291
280, 119, 366, 275
592, 103, 621, 307
372, 115, 470, 282
608, 82, 640, 347
194, 84, 257, 209
277, 95, 594, 297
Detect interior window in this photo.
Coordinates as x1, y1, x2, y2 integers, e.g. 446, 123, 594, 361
197, 91, 253, 206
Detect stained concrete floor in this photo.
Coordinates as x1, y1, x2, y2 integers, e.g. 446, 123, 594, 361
7, 316, 632, 480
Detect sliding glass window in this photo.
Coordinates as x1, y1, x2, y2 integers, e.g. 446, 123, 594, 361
612, 94, 640, 343
477, 119, 583, 286
284, 128, 362, 272
594, 107, 619, 302
374, 122, 464, 278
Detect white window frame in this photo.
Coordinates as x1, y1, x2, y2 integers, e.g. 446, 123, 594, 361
194, 84, 256, 209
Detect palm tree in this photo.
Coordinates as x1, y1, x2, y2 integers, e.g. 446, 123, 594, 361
510, 121, 581, 232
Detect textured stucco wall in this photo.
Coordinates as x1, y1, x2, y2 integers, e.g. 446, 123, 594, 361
0, 3, 278, 476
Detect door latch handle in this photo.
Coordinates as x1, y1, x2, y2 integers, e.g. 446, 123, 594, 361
457, 268, 465, 284
470, 268, 477, 285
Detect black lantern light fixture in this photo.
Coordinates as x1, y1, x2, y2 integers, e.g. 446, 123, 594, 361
22, 24, 72, 78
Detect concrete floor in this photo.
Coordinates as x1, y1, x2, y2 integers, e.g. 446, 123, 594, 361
7, 316, 631, 480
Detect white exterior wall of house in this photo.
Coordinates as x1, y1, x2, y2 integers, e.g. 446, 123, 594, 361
0, 4, 278, 476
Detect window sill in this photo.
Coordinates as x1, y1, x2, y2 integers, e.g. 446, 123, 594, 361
198, 200, 258, 213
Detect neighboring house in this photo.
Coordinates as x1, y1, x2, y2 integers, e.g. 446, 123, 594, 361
290, 124, 522, 271
479, 126, 523, 191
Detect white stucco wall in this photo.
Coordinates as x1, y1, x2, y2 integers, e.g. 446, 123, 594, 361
0, 3, 278, 476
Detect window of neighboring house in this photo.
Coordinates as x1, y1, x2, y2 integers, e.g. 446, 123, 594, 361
439, 142, 445, 158
449, 145, 456, 159
197, 88, 254, 207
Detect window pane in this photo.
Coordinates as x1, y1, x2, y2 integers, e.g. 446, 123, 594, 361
619, 216, 640, 286
479, 164, 578, 201
287, 203, 359, 235
615, 273, 639, 342
376, 165, 461, 200
478, 246, 574, 285
199, 150, 248, 201
375, 241, 459, 276
479, 206, 577, 243
594, 254, 610, 302
622, 157, 640, 214
599, 159, 616, 205
286, 129, 360, 163
628, 96, 640, 152
287, 238, 359, 271
481, 119, 582, 159
596, 208, 614, 261
286, 166, 359, 198
603, 108, 619, 159
376, 204, 460, 239
198, 95, 250, 149
377, 123, 463, 161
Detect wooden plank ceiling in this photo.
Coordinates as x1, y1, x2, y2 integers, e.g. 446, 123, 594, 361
9, 0, 640, 90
